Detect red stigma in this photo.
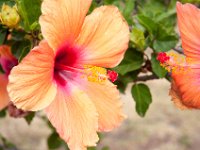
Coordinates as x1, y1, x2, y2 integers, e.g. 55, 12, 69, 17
157, 52, 170, 63
107, 70, 118, 82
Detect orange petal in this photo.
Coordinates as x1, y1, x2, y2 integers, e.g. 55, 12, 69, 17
76, 6, 130, 68
0, 74, 9, 110
0, 45, 18, 74
45, 87, 99, 149
169, 80, 191, 110
39, 0, 92, 50
85, 81, 126, 132
7, 41, 57, 111
171, 69, 200, 109
177, 2, 200, 62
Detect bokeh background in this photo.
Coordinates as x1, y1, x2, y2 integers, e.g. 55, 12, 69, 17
2, 80, 200, 150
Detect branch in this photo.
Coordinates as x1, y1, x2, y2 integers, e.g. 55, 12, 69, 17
136, 74, 159, 82
172, 47, 183, 54
95, 0, 102, 4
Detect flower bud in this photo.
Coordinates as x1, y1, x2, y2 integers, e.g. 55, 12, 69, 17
8, 103, 30, 118
0, 4, 20, 28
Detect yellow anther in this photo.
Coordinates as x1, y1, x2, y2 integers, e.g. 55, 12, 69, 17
159, 51, 189, 73
83, 65, 107, 83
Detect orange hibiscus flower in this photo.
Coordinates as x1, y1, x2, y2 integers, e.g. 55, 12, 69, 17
7, 0, 129, 149
0, 45, 17, 110
157, 2, 200, 109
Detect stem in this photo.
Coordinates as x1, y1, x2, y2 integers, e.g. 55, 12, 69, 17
3, 28, 9, 44
172, 47, 183, 54
136, 74, 159, 81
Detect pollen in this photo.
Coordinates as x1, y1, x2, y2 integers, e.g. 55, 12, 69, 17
83, 65, 107, 83
82, 66, 119, 83
157, 51, 190, 73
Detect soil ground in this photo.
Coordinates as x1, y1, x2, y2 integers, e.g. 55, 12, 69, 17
1, 79, 200, 150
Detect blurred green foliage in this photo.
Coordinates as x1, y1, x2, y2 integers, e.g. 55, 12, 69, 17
103, 0, 179, 117
0, 134, 18, 150
0, 0, 200, 149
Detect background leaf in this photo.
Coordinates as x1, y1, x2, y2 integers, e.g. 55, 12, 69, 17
114, 48, 143, 75
131, 83, 152, 117
0, 25, 7, 45
130, 27, 146, 51
0, 109, 6, 118
47, 132, 62, 149
16, 0, 41, 31
0, 0, 15, 7
24, 112, 35, 125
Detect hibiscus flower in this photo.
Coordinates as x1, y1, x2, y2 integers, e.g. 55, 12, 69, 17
7, 0, 129, 149
157, 2, 200, 109
0, 45, 17, 110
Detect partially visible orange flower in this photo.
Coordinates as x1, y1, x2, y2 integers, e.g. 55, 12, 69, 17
157, 2, 200, 109
0, 45, 17, 110
7, 0, 129, 149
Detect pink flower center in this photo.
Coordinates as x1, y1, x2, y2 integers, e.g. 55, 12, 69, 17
53, 43, 119, 87
0, 58, 18, 75
54, 43, 80, 86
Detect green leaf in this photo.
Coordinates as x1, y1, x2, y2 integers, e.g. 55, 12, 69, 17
0, 134, 17, 149
140, 23, 177, 52
114, 48, 143, 75
121, 71, 139, 85
123, 0, 134, 16
102, 146, 110, 150
89, 1, 98, 13
104, 0, 118, 4
137, 11, 178, 52
0, 25, 7, 45
155, 8, 176, 22
48, 132, 62, 149
24, 112, 35, 125
153, 29, 178, 52
137, 14, 157, 36
123, 0, 135, 23
130, 27, 145, 51
116, 70, 140, 93
16, 0, 41, 31
0, 108, 6, 118
87, 147, 96, 150
151, 54, 167, 78
18, 41, 31, 62
181, 0, 200, 4
0, 0, 15, 7
138, 0, 166, 18
103, 0, 123, 11
153, 39, 177, 52
11, 39, 31, 61
131, 83, 152, 117
11, 29, 26, 41
115, 80, 126, 93
30, 21, 40, 31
